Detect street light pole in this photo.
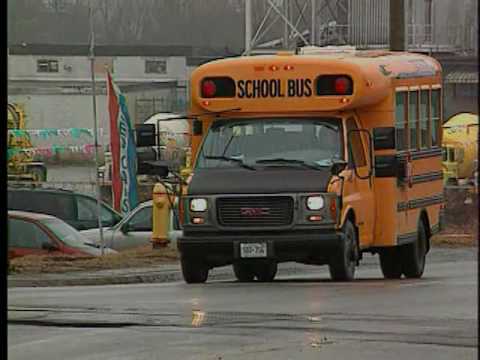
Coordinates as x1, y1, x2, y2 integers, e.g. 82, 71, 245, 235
89, 1, 105, 255
245, 0, 252, 55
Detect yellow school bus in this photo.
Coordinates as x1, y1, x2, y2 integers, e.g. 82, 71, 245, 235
442, 112, 478, 185
176, 47, 443, 283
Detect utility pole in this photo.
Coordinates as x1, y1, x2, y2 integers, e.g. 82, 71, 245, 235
390, 0, 407, 51
283, 0, 289, 49
311, 0, 316, 46
245, 0, 252, 55
89, 1, 105, 255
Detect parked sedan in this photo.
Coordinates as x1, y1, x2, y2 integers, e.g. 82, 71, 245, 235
8, 211, 117, 259
81, 201, 182, 251
81, 201, 153, 251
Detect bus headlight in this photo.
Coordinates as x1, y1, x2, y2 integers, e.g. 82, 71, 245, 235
306, 196, 325, 210
190, 198, 208, 212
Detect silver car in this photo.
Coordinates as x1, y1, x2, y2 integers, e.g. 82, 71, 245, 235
81, 201, 182, 251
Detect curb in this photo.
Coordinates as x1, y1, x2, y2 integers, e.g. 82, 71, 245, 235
7, 246, 474, 288
8, 270, 183, 288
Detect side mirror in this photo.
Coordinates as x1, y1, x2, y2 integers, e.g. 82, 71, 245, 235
373, 127, 396, 150
120, 223, 130, 234
374, 155, 404, 178
192, 119, 203, 136
137, 147, 158, 175
330, 160, 347, 176
135, 124, 157, 147
142, 160, 170, 178
42, 242, 58, 252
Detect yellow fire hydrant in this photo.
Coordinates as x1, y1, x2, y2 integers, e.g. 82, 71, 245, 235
152, 182, 174, 249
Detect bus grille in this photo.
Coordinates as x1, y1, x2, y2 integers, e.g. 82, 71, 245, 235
217, 196, 294, 227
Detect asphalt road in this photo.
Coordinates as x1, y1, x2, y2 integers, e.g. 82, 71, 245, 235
8, 247, 478, 360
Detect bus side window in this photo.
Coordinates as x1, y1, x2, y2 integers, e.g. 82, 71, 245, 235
420, 90, 429, 149
395, 92, 407, 151
408, 90, 419, 150
431, 89, 441, 147
346, 118, 366, 168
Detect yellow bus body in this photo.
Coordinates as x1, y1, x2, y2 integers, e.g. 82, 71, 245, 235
177, 49, 444, 282
442, 113, 478, 184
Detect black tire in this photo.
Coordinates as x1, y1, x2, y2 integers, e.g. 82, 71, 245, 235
329, 219, 358, 281
29, 165, 47, 182
379, 247, 403, 279
233, 262, 255, 282
254, 261, 278, 282
401, 221, 427, 278
181, 258, 209, 284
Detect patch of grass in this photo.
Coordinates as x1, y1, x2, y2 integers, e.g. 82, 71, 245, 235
431, 233, 477, 248
8, 261, 16, 274
10, 245, 179, 275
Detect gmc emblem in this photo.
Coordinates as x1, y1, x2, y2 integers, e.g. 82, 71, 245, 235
240, 207, 270, 216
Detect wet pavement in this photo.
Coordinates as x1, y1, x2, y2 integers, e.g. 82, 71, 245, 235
8, 247, 478, 359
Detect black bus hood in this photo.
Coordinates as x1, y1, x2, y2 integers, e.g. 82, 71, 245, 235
187, 168, 332, 195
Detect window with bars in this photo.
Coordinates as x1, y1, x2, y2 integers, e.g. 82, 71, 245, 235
408, 91, 419, 150
419, 90, 429, 148
145, 59, 167, 74
395, 92, 407, 151
431, 89, 441, 147
37, 59, 59, 73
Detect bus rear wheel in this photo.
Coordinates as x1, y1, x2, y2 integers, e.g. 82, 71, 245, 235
181, 257, 209, 284
401, 221, 427, 278
233, 262, 255, 282
379, 248, 403, 279
329, 219, 358, 281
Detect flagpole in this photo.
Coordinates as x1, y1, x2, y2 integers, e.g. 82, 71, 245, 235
89, 1, 105, 256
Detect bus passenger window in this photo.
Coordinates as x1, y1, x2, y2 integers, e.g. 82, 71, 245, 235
420, 90, 429, 148
409, 91, 419, 149
431, 89, 441, 146
395, 92, 407, 151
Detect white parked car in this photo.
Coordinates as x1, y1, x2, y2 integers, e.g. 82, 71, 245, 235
81, 200, 182, 251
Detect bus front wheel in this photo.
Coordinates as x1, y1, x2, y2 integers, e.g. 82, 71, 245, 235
181, 257, 209, 284
254, 261, 277, 282
329, 219, 358, 281
233, 262, 255, 282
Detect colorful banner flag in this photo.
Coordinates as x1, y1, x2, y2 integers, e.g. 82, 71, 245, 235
106, 71, 138, 214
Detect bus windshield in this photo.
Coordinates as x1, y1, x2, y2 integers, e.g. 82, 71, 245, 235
196, 118, 343, 169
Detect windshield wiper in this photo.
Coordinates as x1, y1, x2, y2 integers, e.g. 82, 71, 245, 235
204, 155, 256, 170
255, 158, 324, 170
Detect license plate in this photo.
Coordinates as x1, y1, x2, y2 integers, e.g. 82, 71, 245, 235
240, 242, 267, 258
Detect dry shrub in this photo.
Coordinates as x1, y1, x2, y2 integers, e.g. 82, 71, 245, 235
10, 245, 178, 274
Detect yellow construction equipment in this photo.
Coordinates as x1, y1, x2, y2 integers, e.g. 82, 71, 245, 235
8, 103, 47, 181
442, 112, 478, 185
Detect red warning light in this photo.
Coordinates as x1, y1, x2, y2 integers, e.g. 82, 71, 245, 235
334, 77, 351, 95
202, 80, 217, 98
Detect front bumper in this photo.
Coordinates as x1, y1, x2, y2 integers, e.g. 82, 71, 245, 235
178, 230, 344, 265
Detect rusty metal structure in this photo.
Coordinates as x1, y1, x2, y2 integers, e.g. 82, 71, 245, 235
244, 0, 477, 55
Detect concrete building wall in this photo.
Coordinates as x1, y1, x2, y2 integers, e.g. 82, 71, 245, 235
114, 56, 188, 81
444, 84, 478, 120
8, 55, 188, 81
